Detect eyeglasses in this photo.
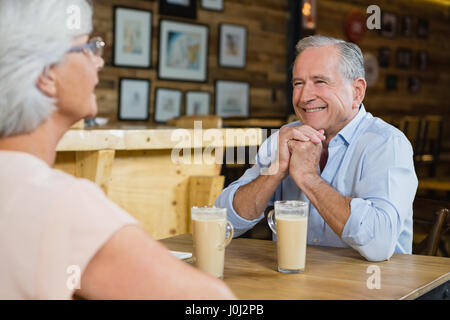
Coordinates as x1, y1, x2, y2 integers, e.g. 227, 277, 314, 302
68, 37, 105, 58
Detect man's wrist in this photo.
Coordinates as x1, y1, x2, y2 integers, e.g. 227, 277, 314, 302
261, 160, 288, 181
295, 172, 321, 191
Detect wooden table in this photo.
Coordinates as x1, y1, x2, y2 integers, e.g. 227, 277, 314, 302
161, 234, 450, 300
54, 126, 263, 239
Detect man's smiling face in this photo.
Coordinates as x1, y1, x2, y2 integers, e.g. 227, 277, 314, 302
291, 44, 360, 138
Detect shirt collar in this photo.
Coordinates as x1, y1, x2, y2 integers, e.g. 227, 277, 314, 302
336, 104, 367, 145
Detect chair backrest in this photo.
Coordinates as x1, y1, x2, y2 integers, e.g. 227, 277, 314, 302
418, 115, 442, 162
413, 197, 450, 256
187, 175, 225, 233
399, 116, 422, 153
167, 115, 223, 129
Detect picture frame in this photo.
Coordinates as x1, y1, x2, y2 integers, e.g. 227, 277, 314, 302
200, 0, 224, 11
215, 80, 249, 118
219, 24, 247, 68
417, 51, 428, 71
385, 74, 398, 91
154, 88, 182, 123
380, 12, 397, 38
396, 48, 412, 69
185, 91, 211, 115
408, 76, 421, 94
118, 78, 150, 121
113, 6, 152, 68
159, 0, 197, 19
378, 47, 391, 68
417, 19, 429, 39
401, 16, 414, 37
158, 19, 209, 82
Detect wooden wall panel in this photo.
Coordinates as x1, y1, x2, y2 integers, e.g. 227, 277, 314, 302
92, 0, 449, 149
91, 0, 289, 124
316, 0, 450, 150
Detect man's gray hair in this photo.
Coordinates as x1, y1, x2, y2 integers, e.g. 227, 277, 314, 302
0, 0, 93, 138
295, 35, 365, 81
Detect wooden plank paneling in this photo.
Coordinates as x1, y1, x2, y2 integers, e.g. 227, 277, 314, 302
92, 0, 289, 122
316, 0, 450, 150
92, 0, 449, 149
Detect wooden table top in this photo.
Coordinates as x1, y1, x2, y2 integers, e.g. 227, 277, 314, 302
160, 234, 450, 300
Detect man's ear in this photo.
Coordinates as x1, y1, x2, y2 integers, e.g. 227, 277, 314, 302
352, 78, 367, 109
36, 67, 58, 98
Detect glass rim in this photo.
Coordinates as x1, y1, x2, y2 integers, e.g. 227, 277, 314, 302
274, 200, 308, 207
191, 206, 226, 212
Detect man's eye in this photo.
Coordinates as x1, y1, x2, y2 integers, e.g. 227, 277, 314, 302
293, 82, 303, 86
315, 80, 326, 84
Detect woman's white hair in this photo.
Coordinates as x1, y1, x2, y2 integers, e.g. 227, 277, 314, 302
0, 0, 93, 138
295, 35, 365, 82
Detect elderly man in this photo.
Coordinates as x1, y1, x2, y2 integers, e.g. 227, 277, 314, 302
215, 35, 418, 262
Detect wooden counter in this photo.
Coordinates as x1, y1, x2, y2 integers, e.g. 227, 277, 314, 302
54, 125, 263, 239
224, 118, 286, 128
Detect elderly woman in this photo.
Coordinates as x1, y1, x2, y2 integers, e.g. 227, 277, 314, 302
0, 0, 235, 300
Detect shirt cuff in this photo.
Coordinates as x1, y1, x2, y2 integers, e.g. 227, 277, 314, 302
341, 198, 374, 247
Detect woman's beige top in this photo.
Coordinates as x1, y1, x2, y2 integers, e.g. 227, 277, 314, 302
0, 151, 138, 299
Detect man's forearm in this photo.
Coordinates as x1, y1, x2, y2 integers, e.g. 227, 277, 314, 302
233, 169, 285, 220
296, 173, 352, 237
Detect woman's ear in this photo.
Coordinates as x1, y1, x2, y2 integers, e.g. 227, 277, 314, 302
36, 67, 58, 98
352, 78, 367, 110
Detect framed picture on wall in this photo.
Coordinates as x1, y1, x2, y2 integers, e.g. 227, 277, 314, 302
378, 47, 391, 68
417, 19, 429, 39
113, 6, 152, 68
118, 78, 150, 121
385, 74, 398, 91
215, 80, 249, 118
408, 76, 421, 94
200, 0, 224, 11
159, 0, 197, 19
396, 48, 412, 69
158, 20, 209, 82
380, 12, 397, 38
154, 88, 182, 123
218, 24, 247, 68
417, 51, 428, 71
186, 91, 211, 115
401, 16, 414, 37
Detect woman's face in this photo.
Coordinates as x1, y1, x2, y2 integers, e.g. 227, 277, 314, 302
51, 35, 104, 121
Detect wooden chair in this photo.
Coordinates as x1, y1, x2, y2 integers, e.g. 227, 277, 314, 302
167, 115, 223, 129
187, 175, 225, 233
416, 115, 443, 177
413, 197, 450, 256
399, 116, 422, 155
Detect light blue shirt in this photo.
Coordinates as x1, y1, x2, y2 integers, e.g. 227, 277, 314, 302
215, 105, 418, 262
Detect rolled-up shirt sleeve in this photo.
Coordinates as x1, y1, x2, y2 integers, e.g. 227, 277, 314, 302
215, 131, 279, 237
341, 133, 418, 261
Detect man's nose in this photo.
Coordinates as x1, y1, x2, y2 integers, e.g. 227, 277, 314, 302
300, 81, 316, 106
